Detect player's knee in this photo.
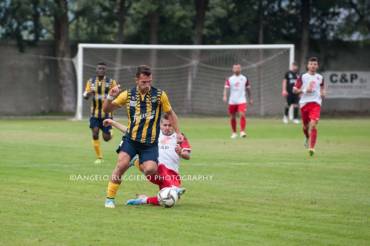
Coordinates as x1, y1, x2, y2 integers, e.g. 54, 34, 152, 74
115, 153, 130, 173
103, 134, 111, 142
142, 163, 157, 176
143, 168, 157, 176
92, 129, 99, 140
310, 121, 318, 128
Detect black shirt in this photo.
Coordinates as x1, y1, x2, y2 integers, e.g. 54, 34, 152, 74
284, 70, 299, 94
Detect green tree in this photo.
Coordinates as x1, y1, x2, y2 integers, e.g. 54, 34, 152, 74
53, 0, 75, 113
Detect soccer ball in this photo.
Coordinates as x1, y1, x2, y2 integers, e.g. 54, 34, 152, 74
157, 187, 178, 208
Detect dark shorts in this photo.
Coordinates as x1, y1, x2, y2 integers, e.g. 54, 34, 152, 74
89, 117, 112, 134
286, 94, 299, 106
116, 136, 158, 164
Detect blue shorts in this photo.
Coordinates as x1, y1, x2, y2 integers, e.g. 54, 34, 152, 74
89, 117, 112, 134
116, 136, 158, 164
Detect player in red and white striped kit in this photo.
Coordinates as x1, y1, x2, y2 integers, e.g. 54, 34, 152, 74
223, 64, 253, 138
125, 114, 191, 206
293, 57, 326, 156
104, 115, 191, 206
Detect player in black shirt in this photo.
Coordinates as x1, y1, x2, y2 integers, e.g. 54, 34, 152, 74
282, 62, 300, 124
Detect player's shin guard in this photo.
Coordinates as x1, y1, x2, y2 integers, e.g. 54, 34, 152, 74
146, 196, 160, 206
106, 181, 120, 199
92, 139, 103, 159
231, 118, 237, 132
310, 128, 317, 149
240, 116, 246, 132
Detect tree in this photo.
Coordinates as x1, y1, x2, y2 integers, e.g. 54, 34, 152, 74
336, 0, 370, 42
116, 0, 128, 43
54, 0, 75, 113
0, 0, 45, 51
299, 0, 311, 70
194, 0, 209, 44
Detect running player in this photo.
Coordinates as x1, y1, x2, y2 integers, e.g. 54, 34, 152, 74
83, 62, 117, 164
223, 64, 253, 138
103, 114, 191, 206
102, 65, 182, 208
282, 62, 300, 124
293, 57, 326, 156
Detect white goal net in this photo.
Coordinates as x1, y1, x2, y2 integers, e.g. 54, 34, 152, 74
74, 44, 294, 119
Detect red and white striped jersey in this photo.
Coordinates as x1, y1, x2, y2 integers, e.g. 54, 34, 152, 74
225, 74, 250, 105
158, 131, 191, 173
294, 72, 324, 108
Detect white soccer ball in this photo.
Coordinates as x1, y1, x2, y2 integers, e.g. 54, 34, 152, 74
157, 187, 178, 208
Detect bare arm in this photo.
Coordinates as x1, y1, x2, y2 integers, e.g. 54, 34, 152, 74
83, 81, 94, 100
282, 79, 288, 96
83, 91, 92, 100
175, 145, 191, 160
320, 85, 326, 98
103, 99, 120, 113
103, 85, 121, 113
223, 87, 229, 103
180, 150, 191, 160
167, 109, 180, 135
246, 87, 253, 105
293, 86, 302, 94
293, 77, 303, 95
103, 119, 127, 133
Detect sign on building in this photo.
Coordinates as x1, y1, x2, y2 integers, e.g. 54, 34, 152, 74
323, 71, 370, 98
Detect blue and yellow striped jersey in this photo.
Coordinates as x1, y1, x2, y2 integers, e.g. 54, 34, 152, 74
112, 86, 172, 144
85, 76, 117, 118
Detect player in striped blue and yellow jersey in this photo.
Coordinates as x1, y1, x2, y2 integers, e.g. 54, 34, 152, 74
83, 62, 118, 164
102, 65, 182, 208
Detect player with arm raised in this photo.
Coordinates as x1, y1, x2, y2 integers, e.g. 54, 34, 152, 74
282, 62, 300, 124
293, 57, 326, 156
223, 64, 253, 138
102, 65, 183, 208
83, 62, 117, 164
104, 114, 191, 206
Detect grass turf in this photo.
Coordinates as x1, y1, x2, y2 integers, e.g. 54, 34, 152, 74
0, 118, 369, 245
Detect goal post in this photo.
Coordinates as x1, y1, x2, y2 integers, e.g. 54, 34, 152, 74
74, 44, 295, 120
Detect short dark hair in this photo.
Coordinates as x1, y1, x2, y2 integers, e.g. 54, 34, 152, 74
162, 113, 169, 120
136, 65, 151, 78
97, 62, 107, 66
308, 57, 318, 63
292, 61, 298, 66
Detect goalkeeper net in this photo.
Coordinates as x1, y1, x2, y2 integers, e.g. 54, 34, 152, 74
74, 44, 294, 119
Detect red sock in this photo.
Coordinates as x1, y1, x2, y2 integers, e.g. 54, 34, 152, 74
240, 116, 246, 131
146, 196, 160, 206
231, 118, 237, 132
310, 128, 317, 149
303, 127, 309, 139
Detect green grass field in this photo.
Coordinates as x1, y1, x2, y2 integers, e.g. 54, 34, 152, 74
0, 118, 369, 245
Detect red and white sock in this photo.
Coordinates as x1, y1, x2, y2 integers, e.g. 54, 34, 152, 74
231, 118, 237, 133
146, 196, 160, 206
310, 128, 317, 149
240, 116, 246, 132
